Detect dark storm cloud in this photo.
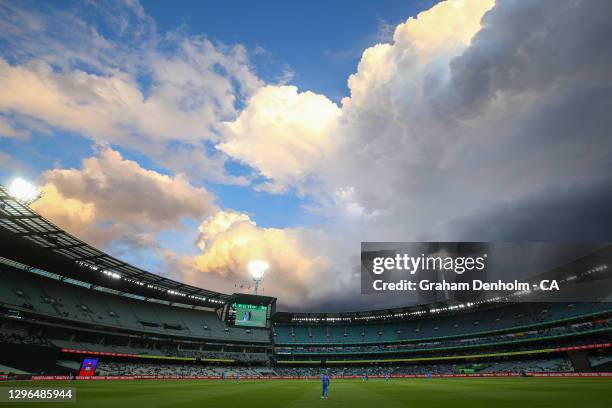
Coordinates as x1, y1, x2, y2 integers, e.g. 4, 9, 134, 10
330, 0, 612, 235
446, 176, 612, 242
301, 0, 612, 310
185, 0, 612, 311
448, 0, 612, 117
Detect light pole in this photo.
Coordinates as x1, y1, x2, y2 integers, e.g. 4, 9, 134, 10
248, 260, 269, 295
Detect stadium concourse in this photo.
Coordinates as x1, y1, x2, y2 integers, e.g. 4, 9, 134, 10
0, 185, 611, 382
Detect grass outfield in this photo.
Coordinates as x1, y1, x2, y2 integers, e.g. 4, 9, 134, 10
1, 378, 611, 408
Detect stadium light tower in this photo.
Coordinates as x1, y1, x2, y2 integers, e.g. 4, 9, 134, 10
248, 260, 269, 295
8, 178, 43, 205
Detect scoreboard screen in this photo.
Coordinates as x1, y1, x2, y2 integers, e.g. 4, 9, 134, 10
229, 303, 268, 327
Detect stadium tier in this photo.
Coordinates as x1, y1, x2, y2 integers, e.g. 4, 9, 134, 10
273, 302, 611, 345
0, 261, 268, 344
0, 189, 611, 378
1, 253, 610, 376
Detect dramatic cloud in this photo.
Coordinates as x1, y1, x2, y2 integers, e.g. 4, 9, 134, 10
0, 45, 250, 142
32, 147, 216, 247
213, 0, 612, 309
344, 0, 495, 108
30, 148, 340, 308
4, 0, 612, 310
219, 85, 340, 193
32, 184, 102, 245
171, 210, 335, 307
226, 0, 612, 239
328, 0, 612, 244
0, 0, 260, 184
446, 176, 612, 242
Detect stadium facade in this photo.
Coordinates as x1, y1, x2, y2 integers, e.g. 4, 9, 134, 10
0, 185, 611, 380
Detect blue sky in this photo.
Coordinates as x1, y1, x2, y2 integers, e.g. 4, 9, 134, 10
145, 0, 438, 100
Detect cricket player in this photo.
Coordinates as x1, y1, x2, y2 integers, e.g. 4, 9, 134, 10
321, 371, 330, 399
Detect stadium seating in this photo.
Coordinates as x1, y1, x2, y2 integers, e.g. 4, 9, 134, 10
0, 363, 30, 375
274, 318, 612, 357
1, 256, 611, 377
88, 358, 576, 377
272, 357, 575, 376
274, 302, 612, 345
0, 263, 268, 343
96, 362, 272, 377
478, 358, 573, 373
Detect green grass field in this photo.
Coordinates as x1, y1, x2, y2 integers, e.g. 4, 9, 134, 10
1, 378, 611, 408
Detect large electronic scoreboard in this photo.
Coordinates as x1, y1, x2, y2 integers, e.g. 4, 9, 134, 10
221, 293, 276, 329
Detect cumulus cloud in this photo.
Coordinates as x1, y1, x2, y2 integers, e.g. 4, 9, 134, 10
219, 0, 496, 198
219, 85, 340, 193
196, 210, 253, 251
0, 0, 261, 184
330, 0, 612, 243
344, 0, 495, 108
28, 148, 342, 308
211, 0, 612, 309
32, 184, 102, 245
225, 0, 612, 241
32, 147, 216, 247
178, 210, 337, 308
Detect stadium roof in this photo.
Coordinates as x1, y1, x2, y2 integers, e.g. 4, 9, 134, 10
0, 184, 232, 307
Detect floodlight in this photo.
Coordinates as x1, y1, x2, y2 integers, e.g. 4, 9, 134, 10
248, 260, 269, 294
8, 178, 42, 205
249, 260, 269, 280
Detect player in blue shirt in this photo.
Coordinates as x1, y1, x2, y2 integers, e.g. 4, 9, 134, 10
321, 371, 330, 399
235, 373, 240, 384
